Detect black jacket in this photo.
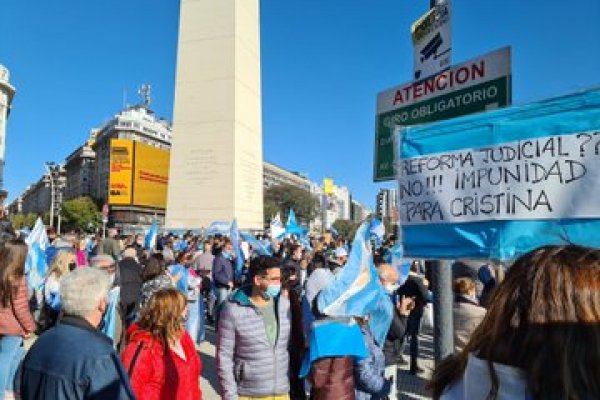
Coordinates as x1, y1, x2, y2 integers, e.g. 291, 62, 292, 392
382, 308, 409, 365
118, 257, 143, 318
20, 315, 135, 400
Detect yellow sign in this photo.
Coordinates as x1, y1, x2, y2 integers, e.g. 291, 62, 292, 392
323, 178, 334, 196
132, 141, 170, 208
108, 139, 134, 205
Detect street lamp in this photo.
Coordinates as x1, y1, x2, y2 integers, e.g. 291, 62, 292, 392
44, 162, 56, 229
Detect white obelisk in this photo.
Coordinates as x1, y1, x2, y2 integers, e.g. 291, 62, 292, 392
166, 0, 264, 230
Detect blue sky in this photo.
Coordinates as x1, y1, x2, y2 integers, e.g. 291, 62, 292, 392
1, 0, 599, 209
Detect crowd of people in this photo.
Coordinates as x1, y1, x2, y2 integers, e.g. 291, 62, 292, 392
0, 216, 598, 400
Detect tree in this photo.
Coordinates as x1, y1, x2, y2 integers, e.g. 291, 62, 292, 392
332, 219, 360, 240
10, 213, 38, 230
60, 196, 101, 232
264, 184, 320, 225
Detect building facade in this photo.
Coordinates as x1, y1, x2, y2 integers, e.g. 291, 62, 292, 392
0, 64, 16, 202
376, 188, 398, 220
64, 134, 96, 201
263, 161, 310, 191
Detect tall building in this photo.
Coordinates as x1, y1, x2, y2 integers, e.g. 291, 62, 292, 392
64, 133, 96, 201
18, 166, 66, 215
263, 161, 310, 191
376, 188, 398, 220
351, 200, 372, 223
0, 64, 15, 202
166, 0, 264, 230
91, 101, 172, 231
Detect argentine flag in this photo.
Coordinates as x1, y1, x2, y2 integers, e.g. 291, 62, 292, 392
317, 221, 393, 346
25, 217, 49, 290
369, 218, 385, 247
230, 219, 245, 279
270, 213, 285, 240
207, 220, 231, 237
390, 243, 411, 286
285, 209, 308, 237
144, 219, 158, 250
240, 232, 272, 256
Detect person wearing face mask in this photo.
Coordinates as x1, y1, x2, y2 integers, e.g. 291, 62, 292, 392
20, 268, 135, 400
217, 256, 291, 400
378, 264, 414, 400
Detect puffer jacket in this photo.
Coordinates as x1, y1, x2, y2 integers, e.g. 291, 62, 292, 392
217, 286, 291, 399
355, 326, 391, 400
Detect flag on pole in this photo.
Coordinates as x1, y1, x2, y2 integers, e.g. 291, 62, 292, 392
317, 221, 393, 346
230, 219, 245, 279
240, 232, 272, 256
206, 220, 231, 237
390, 243, 411, 286
144, 219, 158, 250
285, 209, 308, 237
270, 212, 286, 240
25, 217, 49, 290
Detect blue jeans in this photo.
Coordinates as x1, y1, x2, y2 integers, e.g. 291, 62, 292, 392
185, 299, 205, 344
0, 335, 24, 395
214, 286, 230, 327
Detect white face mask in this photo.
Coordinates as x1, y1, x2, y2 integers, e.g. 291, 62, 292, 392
385, 283, 400, 294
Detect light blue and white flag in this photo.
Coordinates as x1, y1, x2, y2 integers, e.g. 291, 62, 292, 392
390, 243, 411, 286
285, 209, 308, 237
270, 212, 286, 240
25, 217, 50, 250
317, 221, 393, 346
230, 219, 245, 279
240, 231, 272, 256
298, 236, 313, 251
329, 226, 339, 238
25, 217, 49, 290
144, 219, 158, 250
100, 286, 121, 348
369, 218, 385, 247
206, 220, 231, 237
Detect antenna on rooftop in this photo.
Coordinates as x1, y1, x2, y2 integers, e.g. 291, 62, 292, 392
138, 83, 152, 107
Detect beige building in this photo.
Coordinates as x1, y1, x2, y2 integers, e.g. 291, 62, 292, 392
263, 161, 310, 191
166, 0, 264, 230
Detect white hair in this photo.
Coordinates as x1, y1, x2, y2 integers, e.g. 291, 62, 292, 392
122, 247, 137, 259
60, 268, 111, 318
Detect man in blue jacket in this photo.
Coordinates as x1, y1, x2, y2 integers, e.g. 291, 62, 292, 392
20, 268, 135, 400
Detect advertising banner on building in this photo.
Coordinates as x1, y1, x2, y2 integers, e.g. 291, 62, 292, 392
411, 0, 452, 80
108, 139, 134, 205
374, 47, 512, 182
132, 141, 170, 209
396, 88, 600, 260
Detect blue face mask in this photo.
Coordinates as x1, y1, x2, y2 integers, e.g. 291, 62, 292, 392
222, 250, 232, 260
263, 284, 281, 299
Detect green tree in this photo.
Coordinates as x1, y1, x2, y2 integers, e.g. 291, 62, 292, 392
10, 213, 38, 230
332, 219, 360, 240
60, 196, 101, 232
264, 184, 320, 225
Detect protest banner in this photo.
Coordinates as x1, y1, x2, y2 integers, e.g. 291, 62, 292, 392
396, 88, 600, 260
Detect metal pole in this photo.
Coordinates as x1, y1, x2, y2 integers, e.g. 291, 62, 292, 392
429, 259, 454, 364
102, 221, 106, 239
57, 212, 62, 235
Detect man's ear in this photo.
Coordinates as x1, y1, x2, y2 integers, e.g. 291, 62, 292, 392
98, 297, 108, 314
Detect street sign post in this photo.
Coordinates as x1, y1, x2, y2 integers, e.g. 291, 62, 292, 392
102, 204, 109, 238
412, 0, 452, 80
374, 47, 512, 181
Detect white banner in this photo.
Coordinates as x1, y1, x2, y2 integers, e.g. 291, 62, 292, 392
412, 0, 452, 81
398, 131, 600, 225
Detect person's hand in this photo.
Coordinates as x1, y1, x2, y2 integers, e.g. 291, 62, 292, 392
23, 332, 32, 339
228, 281, 234, 289
397, 295, 415, 316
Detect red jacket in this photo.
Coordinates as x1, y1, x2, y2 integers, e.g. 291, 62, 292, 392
121, 324, 202, 400
0, 276, 36, 336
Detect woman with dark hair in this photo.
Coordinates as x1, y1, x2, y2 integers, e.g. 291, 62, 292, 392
138, 255, 175, 314
0, 239, 36, 400
430, 245, 600, 399
121, 288, 202, 399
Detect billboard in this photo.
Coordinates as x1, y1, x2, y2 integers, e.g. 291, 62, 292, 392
412, 0, 452, 80
132, 141, 170, 208
374, 47, 512, 182
108, 139, 134, 205
108, 139, 170, 209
